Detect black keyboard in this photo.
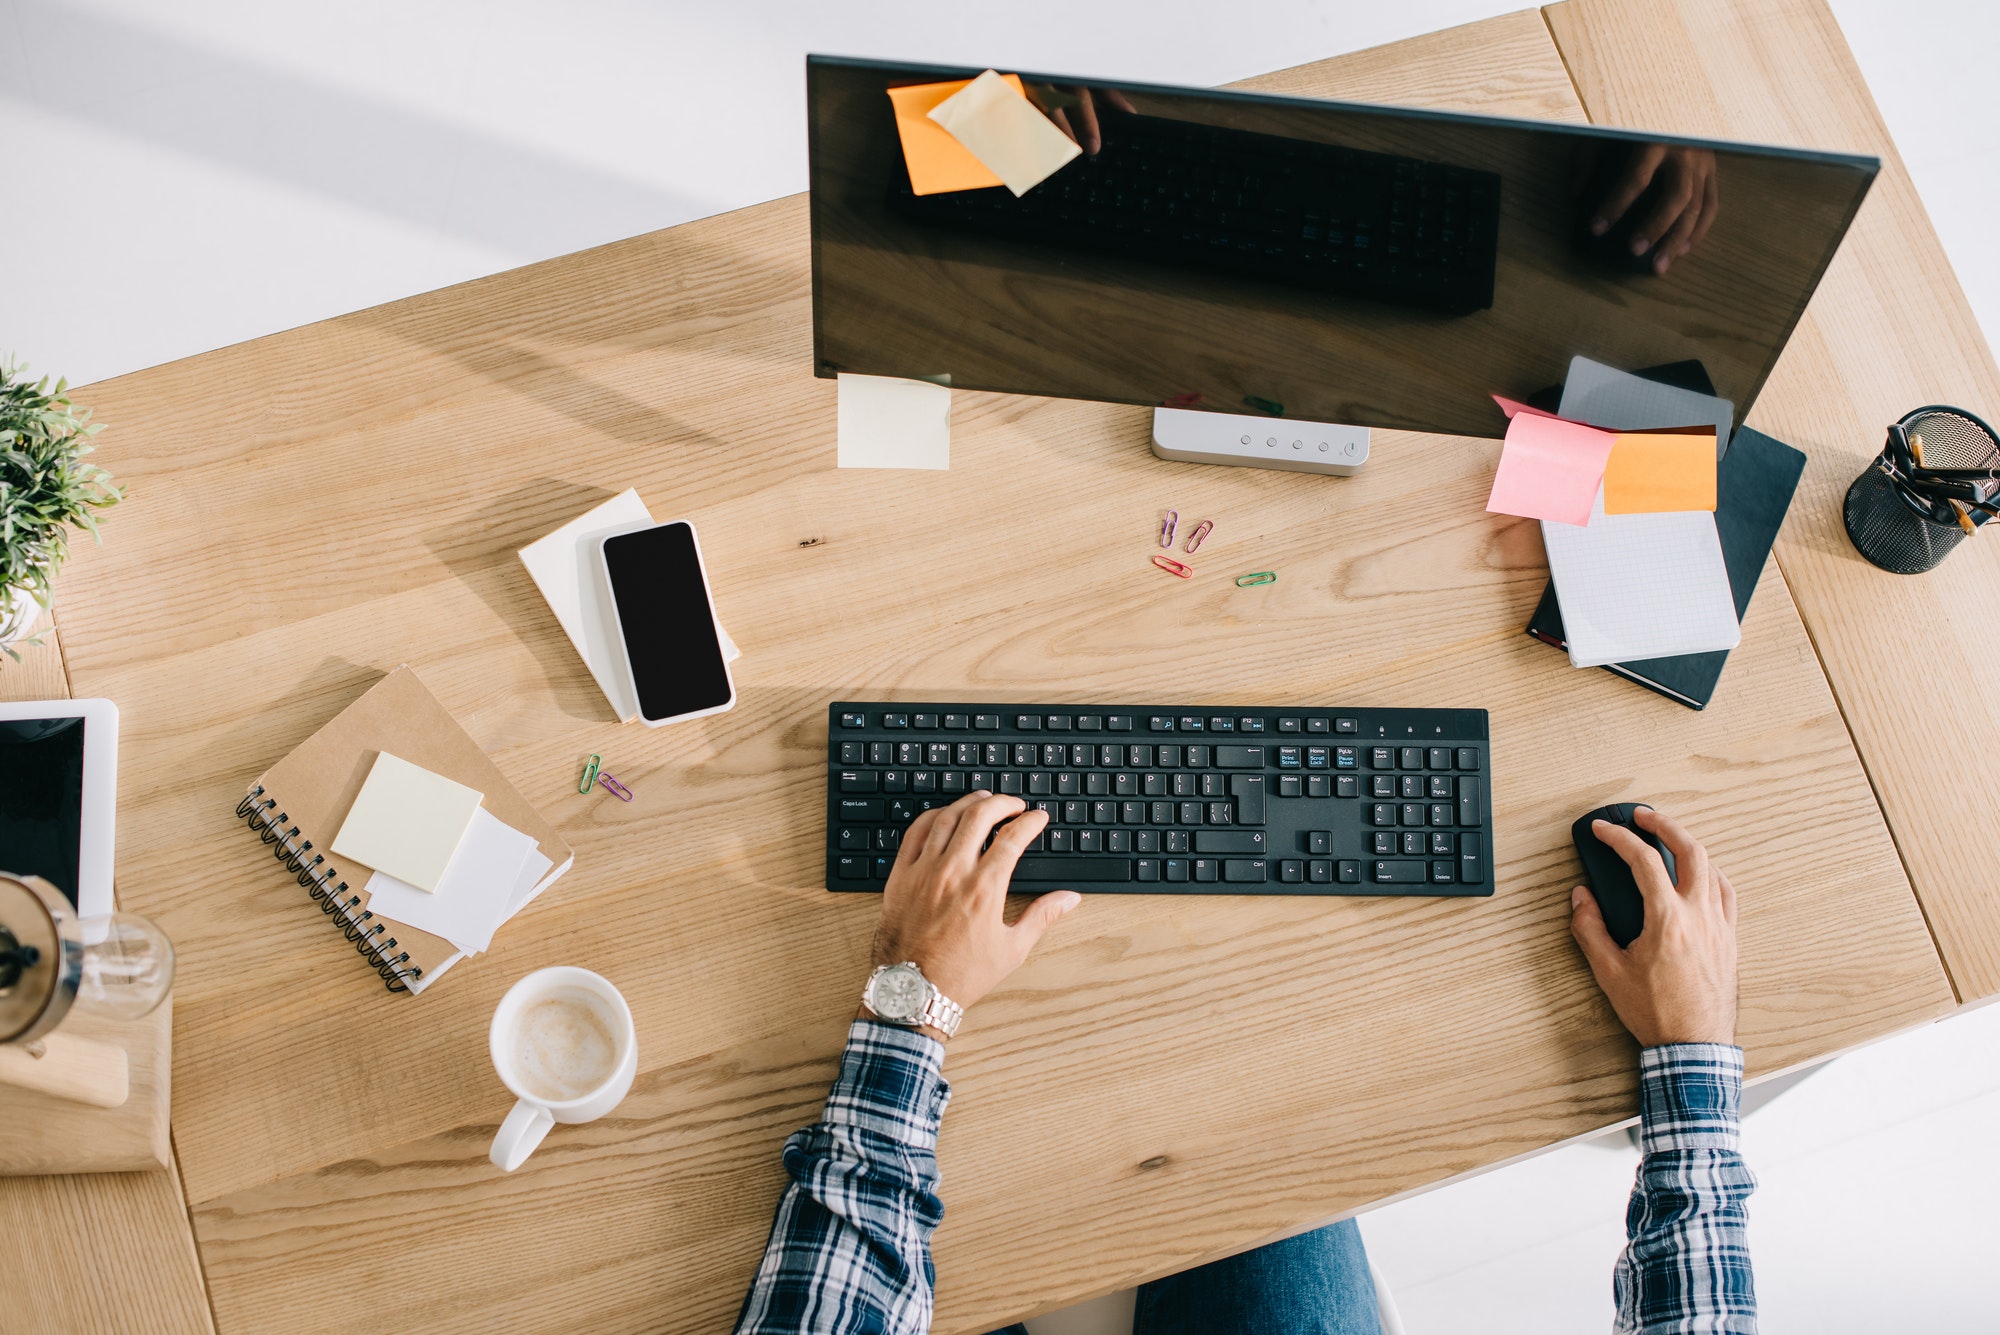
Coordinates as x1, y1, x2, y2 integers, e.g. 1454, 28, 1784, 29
825, 703, 1493, 896
893, 109, 1501, 315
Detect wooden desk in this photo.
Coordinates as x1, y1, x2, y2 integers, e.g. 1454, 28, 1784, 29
18, 3, 1983, 1331
1543, 0, 2000, 1004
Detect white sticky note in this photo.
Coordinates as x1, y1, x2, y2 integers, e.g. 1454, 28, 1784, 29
363, 807, 540, 955
927, 69, 1081, 197
331, 752, 484, 893
837, 373, 951, 469
1542, 494, 1740, 668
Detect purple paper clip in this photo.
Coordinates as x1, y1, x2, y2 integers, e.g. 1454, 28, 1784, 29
597, 771, 634, 802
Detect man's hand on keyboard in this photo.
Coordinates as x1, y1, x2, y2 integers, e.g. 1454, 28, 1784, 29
870, 791, 1082, 1016
1569, 806, 1738, 1048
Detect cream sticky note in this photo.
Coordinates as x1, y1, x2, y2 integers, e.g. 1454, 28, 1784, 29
331, 752, 484, 893
837, 373, 951, 469
887, 74, 1027, 195
927, 69, 1081, 197
1485, 413, 1617, 527
1602, 429, 1718, 514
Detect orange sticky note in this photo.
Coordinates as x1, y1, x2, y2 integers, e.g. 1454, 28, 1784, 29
887, 74, 1028, 196
1602, 429, 1718, 514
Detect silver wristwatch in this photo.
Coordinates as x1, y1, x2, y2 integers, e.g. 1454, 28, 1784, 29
861, 962, 964, 1039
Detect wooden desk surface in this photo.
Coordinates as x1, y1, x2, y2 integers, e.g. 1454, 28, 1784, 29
20, 3, 1978, 1331
1543, 0, 2000, 1005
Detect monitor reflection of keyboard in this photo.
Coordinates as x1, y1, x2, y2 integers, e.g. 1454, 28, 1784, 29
825, 703, 1494, 896
893, 110, 1502, 315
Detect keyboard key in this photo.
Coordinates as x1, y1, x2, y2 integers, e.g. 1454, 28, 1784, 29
1015, 714, 1041, 730
1279, 860, 1305, 883
945, 714, 968, 729
1065, 801, 1089, 823
896, 742, 922, 765
1370, 747, 1396, 769
839, 742, 865, 763
883, 771, 908, 793
1079, 715, 1103, 731
1429, 774, 1453, 798
838, 828, 867, 850
1165, 831, 1190, 854
1209, 717, 1234, 732
1152, 801, 1176, 824
1429, 747, 1452, 769
1107, 830, 1131, 853
1429, 803, 1452, 826
1224, 859, 1268, 883
1334, 746, 1357, 768
1207, 800, 1234, 825
840, 798, 885, 821
839, 712, 867, 728
1335, 718, 1358, 733
1013, 857, 1131, 882
1057, 773, 1080, 795
1457, 747, 1479, 770
840, 771, 879, 793
1136, 830, 1160, 853
1158, 745, 1183, 767
914, 713, 938, 728
1306, 830, 1332, 855
997, 772, 1021, 794
1307, 717, 1331, 733
1187, 744, 1212, 767
928, 743, 952, 765
1459, 833, 1483, 884
1114, 772, 1139, 796
1231, 775, 1266, 824
1401, 747, 1424, 768
1165, 858, 1189, 882
1337, 860, 1362, 883
1109, 716, 1134, 731
1094, 801, 1118, 824
1402, 831, 1424, 855
883, 714, 909, 728
1371, 775, 1394, 798
913, 771, 936, 793
1308, 859, 1333, 883
1179, 801, 1204, 824
1179, 716, 1205, 732
1278, 717, 1302, 732
870, 742, 893, 764
1239, 717, 1266, 732
835, 855, 870, 879
1150, 716, 1176, 731
1458, 777, 1481, 828
1077, 830, 1102, 853
1430, 860, 1455, 884
1101, 745, 1122, 767
1123, 801, 1146, 824
1336, 775, 1359, 798
889, 799, 918, 821
1399, 775, 1423, 799
1048, 715, 1073, 731
1136, 858, 1161, 882
1278, 776, 1303, 798
1306, 747, 1329, 769
1309, 776, 1333, 798
1401, 803, 1424, 825
1047, 829, 1074, 852
1372, 859, 1428, 883
1130, 745, 1155, 766
1196, 831, 1267, 854
1430, 831, 1453, 855
942, 772, 966, 794
1086, 772, 1110, 796
1028, 772, 1052, 795
1278, 747, 1302, 768
874, 827, 901, 851
1193, 858, 1219, 882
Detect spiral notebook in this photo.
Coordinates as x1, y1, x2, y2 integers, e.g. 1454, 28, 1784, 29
233, 666, 573, 993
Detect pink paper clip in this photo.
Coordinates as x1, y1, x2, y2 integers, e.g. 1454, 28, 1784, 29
596, 771, 634, 802
1159, 510, 1179, 547
1152, 555, 1194, 578
1183, 519, 1213, 553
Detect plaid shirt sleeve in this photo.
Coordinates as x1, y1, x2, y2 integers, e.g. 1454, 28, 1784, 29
1614, 1043, 1758, 1333
734, 1020, 951, 1335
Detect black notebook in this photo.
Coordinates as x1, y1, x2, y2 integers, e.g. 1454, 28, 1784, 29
1527, 425, 1807, 710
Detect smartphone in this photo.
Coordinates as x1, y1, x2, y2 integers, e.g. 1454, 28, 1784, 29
597, 521, 736, 727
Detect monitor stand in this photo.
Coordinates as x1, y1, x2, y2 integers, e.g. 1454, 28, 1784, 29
1150, 408, 1370, 476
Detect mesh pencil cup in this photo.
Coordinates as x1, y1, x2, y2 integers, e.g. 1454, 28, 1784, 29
1843, 405, 2000, 574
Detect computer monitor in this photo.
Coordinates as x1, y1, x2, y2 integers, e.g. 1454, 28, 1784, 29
806, 56, 1877, 442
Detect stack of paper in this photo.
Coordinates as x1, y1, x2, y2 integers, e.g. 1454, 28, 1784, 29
1537, 359, 1741, 669
335, 751, 557, 958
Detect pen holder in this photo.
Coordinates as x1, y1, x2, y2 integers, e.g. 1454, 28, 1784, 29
1843, 405, 1999, 574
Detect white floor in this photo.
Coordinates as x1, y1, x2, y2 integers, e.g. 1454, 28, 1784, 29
5, 1, 1998, 1330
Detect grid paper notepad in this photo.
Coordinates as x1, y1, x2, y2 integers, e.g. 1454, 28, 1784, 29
1542, 494, 1741, 668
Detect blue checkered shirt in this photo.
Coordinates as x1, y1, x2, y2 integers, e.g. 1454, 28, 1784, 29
735, 1024, 1754, 1333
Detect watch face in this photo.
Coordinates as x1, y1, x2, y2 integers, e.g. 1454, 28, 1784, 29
871, 964, 926, 1022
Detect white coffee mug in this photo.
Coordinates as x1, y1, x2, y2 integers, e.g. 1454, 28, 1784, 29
488, 966, 637, 1172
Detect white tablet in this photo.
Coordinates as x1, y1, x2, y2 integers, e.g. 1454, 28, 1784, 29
0, 698, 119, 919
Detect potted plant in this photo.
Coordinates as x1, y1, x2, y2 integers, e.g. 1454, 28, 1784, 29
1, 359, 122, 658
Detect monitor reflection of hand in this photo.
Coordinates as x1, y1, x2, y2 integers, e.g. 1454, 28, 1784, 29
1047, 87, 1137, 156
1587, 144, 1719, 275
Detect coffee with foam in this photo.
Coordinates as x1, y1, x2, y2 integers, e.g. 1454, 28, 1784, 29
509, 988, 620, 1103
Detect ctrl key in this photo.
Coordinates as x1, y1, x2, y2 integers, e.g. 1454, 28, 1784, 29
1371, 859, 1428, 884
835, 855, 871, 880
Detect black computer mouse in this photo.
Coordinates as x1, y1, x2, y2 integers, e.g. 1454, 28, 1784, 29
1571, 803, 1678, 947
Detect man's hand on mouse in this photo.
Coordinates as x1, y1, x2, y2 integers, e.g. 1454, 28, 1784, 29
1570, 806, 1739, 1048
866, 791, 1082, 1034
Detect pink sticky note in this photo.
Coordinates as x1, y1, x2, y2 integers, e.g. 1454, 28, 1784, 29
1492, 394, 1561, 420
1486, 414, 1617, 526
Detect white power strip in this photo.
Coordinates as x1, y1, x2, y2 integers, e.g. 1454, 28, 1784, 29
1149, 407, 1370, 476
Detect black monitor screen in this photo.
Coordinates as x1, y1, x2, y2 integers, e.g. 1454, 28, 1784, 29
807, 57, 1877, 438
0, 715, 87, 908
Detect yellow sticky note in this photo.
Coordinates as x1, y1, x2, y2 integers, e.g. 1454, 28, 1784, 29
928, 69, 1081, 197
1602, 429, 1718, 514
887, 74, 1027, 196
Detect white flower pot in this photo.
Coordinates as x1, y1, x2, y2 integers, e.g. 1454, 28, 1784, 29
0, 584, 44, 647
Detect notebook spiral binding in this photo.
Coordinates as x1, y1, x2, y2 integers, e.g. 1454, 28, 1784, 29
236, 785, 420, 992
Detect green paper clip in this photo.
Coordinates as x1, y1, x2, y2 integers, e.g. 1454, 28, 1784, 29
1242, 394, 1285, 416
1235, 571, 1277, 587
579, 753, 602, 793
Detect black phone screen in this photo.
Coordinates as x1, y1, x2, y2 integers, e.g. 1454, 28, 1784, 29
0, 716, 87, 907
601, 523, 732, 721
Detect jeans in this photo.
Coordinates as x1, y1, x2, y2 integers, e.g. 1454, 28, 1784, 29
989, 1218, 1382, 1335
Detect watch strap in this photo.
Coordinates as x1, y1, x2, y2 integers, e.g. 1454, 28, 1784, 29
918, 988, 964, 1039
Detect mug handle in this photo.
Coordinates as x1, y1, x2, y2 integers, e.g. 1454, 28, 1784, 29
490, 1098, 555, 1172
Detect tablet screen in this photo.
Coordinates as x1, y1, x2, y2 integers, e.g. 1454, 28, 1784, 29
0, 715, 87, 908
